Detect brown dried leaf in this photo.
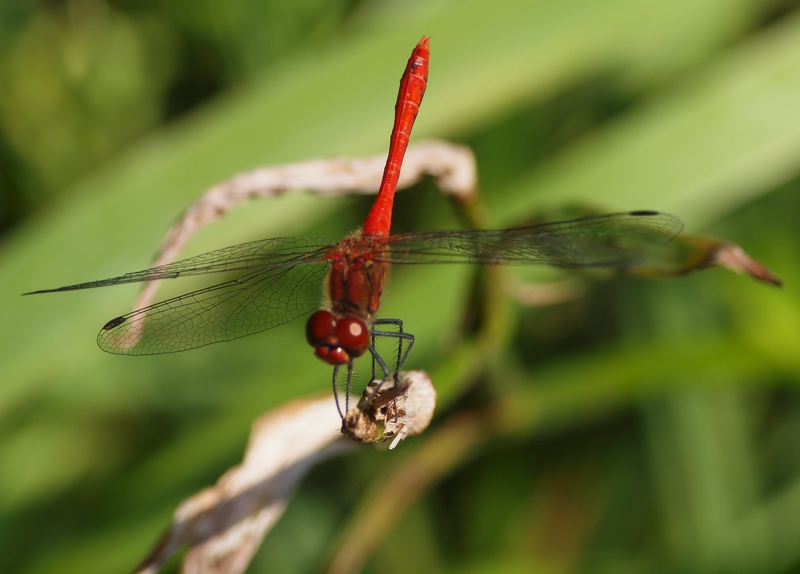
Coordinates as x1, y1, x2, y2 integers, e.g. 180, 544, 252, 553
134, 370, 436, 574
711, 242, 783, 286
628, 235, 782, 286
132, 141, 477, 317
134, 395, 352, 574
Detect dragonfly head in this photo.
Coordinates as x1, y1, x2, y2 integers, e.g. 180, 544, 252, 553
306, 310, 370, 365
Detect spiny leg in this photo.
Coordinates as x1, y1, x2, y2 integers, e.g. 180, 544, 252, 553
372, 317, 415, 380
367, 318, 415, 406
345, 359, 355, 414
332, 359, 359, 420
332, 364, 343, 419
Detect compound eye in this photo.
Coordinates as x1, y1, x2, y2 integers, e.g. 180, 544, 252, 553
335, 317, 370, 357
314, 344, 350, 365
306, 310, 336, 346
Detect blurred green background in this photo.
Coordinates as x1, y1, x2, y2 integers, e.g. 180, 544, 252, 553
2, 0, 800, 572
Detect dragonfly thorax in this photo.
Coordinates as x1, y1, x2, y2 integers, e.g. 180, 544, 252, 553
306, 236, 388, 365
327, 237, 388, 316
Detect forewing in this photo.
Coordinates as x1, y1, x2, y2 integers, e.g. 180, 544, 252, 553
374, 211, 683, 267
97, 261, 330, 355
26, 237, 335, 294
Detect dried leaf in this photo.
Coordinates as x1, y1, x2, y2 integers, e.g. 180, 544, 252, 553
134, 370, 436, 573
628, 235, 782, 286
134, 395, 352, 574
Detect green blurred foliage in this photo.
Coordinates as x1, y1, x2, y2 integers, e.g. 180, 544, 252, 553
0, 0, 358, 231
2, 0, 800, 573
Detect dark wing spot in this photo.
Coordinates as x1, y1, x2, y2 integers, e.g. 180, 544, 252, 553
103, 316, 127, 330
629, 210, 659, 216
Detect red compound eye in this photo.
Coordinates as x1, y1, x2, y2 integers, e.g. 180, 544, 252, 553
336, 317, 369, 357
314, 344, 350, 365
306, 310, 335, 346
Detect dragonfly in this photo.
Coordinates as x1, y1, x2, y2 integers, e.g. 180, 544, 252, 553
26, 37, 683, 416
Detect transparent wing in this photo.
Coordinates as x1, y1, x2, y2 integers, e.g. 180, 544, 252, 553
373, 211, 683, 267
97, 261, 330, 355
25, 237, 336, 294
30, 212, 683, 356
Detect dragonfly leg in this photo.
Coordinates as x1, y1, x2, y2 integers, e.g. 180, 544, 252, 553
345, 359, 355, 414
367, 318, 415, 406
372, 317, 415, 378
332, 364, 343, 419
368, 345, 393, 380
370, 327, 378, 382
374, 317, 405, 377
332, 360, 358, 420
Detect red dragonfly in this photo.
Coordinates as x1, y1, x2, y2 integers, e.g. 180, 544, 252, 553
27, 38, 683, 412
